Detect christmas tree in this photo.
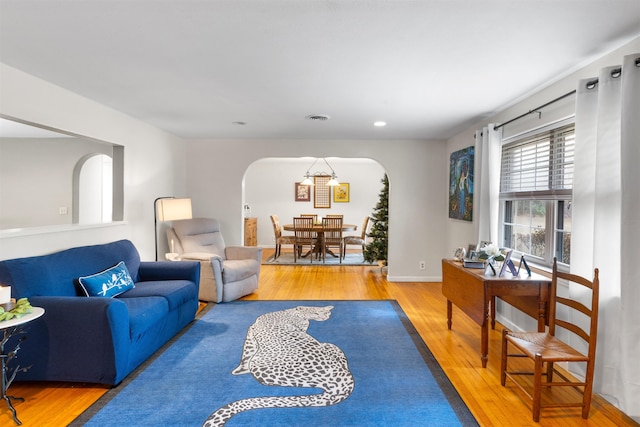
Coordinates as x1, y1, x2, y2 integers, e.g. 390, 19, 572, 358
364, 174, 389, 265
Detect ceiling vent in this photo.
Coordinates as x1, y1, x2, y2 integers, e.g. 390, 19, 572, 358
305, 114, 330, 121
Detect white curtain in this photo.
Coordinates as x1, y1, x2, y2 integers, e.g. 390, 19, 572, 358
474, 124, 502, 246
572, 53, 640, 420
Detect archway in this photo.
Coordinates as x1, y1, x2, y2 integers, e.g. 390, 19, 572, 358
73, 153, 113, 224
242, 157, 387, 248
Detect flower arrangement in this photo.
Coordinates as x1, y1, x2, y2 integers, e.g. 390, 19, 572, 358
478, 243, 506, 262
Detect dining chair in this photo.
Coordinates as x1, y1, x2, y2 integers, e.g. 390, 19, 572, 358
500, 258, 600, 422
293, 216, 317, 263
269, 214, 295, 259
342, 216, 369, 260
300, 213, 318, 223
325, 214, 343, 219
321, 217, 343, 264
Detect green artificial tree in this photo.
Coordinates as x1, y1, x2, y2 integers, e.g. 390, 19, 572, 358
364, 174, 389, 265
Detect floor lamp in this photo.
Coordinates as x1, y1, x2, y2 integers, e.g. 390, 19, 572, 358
154, 197, 193, 261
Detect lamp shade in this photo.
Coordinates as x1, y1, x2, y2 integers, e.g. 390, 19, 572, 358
157, 198, 192, 221
326, 175, 340, 186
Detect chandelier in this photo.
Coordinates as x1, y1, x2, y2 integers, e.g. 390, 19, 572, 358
300, 158, 340, 186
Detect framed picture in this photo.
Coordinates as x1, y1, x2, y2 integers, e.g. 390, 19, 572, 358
333, 183, 350, 202
454, 247, 466, 260
448, 146, 474, 221
314, 175, 331, 208
498, 249, 514, 277
295, 183, 311, 202
467, 243, 477, 255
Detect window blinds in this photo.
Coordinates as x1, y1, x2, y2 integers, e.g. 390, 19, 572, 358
500, 123, 575, 198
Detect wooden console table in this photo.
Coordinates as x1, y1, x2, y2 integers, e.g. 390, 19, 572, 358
441, 259, 551, 368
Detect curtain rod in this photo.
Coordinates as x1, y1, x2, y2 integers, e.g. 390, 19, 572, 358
493, 56, 639, 131
493, 89, 577, 131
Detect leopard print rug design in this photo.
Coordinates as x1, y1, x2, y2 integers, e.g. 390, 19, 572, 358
202, 306, 354, 426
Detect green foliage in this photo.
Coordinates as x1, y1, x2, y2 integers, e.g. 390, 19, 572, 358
0, 297, 32, 321
364, 174, 389, 264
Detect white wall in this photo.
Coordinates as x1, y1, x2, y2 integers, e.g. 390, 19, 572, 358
186, 138, 447, 281
244, 158, 386, 246
0, 64, 189, 261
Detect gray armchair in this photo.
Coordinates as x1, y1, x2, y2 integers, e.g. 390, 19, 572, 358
166, 218, 262, 302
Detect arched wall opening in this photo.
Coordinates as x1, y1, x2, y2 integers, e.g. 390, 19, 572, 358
242, 157, 387, 248
73, 153, 113, 224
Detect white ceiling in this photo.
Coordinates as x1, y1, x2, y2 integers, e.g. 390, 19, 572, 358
1, 0, 639, 140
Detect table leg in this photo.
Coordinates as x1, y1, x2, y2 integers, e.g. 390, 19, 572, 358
447, 300, 452, 330
2, 328, 27, 425
481, 297, 491, 368
537, 286, 547, 332
490, 295, 496, 330
481, 320, 489, 368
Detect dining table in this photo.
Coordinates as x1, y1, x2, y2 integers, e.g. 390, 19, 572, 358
283, 222, 357, 258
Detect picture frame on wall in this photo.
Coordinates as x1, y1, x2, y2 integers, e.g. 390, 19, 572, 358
314, 175, 331, 208
448, 146, 474, 221
333, 183, 350, 203
295, 183, 311, 202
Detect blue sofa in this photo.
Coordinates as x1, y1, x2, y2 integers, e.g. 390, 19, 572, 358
0, 239, 200, 385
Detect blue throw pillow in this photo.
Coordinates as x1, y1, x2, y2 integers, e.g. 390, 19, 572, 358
78, 261, 135, 297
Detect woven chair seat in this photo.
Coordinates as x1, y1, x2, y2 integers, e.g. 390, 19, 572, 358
506, 332, 589, 362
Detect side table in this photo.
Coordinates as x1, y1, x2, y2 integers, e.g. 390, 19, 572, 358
1, 307, 45, 425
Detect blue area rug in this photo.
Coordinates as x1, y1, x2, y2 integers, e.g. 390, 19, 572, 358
73, 300, 477, 426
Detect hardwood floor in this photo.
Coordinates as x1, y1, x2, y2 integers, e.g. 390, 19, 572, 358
6, 250, 637, 426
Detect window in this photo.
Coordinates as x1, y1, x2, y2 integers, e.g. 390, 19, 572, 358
499, 122, 574, 266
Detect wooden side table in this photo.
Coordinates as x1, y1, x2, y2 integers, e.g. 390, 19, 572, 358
244, 217, 257, 246
1, 307, 45, 425
441, 259, 550, 368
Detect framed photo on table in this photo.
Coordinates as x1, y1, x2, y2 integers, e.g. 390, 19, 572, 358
295, 183, 311, 202
333, 183, 349, 202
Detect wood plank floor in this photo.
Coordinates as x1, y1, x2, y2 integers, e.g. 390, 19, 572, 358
6, 250, 638, 426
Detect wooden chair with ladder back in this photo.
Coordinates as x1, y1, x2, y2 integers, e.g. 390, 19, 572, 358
500, 257, 599, 422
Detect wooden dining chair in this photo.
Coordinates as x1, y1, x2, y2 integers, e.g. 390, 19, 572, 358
342, 216, 369, 260
300, 214, 318, 223
293, 217, 317, 263
324, 214, 343, 219
321, 217, 343, 264
269, 214, 295, 259
500, 258, 599, 422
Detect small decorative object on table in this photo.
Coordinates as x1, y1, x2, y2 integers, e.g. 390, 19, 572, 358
453, 247, 466, 261
478, 243, 508, 276
518, 255, 532, 276
463, 258, 486, 269
478, 243, 506, 263
0, 297, 33, 321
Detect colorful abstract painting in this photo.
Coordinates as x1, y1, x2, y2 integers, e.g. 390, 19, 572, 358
449, 146, 474, 221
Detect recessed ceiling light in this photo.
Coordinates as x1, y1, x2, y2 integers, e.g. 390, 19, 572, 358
374, 121, 387, 127
305, 114, 331, 121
